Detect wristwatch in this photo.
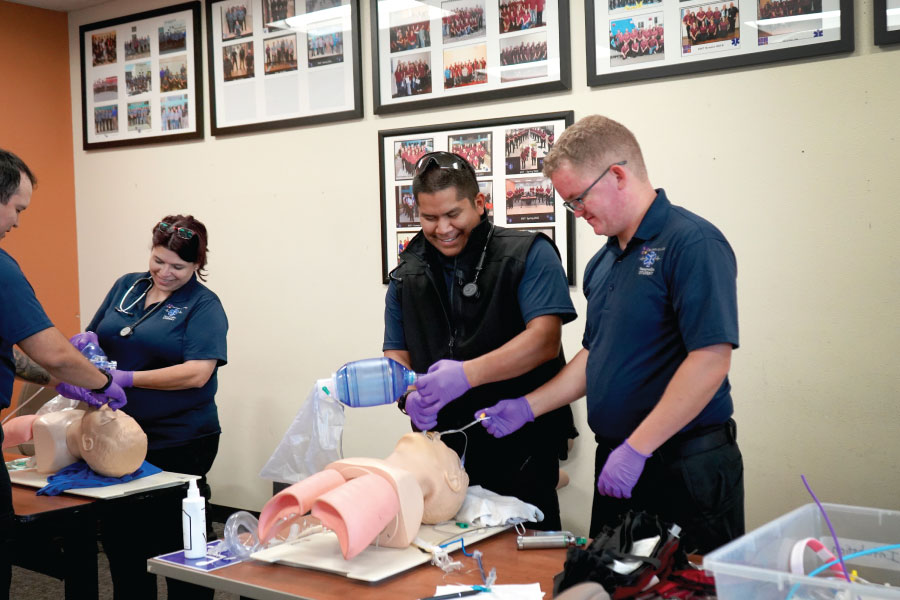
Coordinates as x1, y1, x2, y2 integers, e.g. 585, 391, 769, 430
397, 391, 411, 415
90, 369, 113, 393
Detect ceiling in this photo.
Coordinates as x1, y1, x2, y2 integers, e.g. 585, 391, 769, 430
8, 0, 110, 12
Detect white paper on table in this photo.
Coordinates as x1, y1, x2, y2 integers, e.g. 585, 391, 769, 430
434, 583, 544, 599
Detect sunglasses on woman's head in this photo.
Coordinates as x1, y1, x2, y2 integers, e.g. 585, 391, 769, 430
158, 222, 195, 240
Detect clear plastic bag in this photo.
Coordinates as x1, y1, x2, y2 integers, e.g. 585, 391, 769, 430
35, 395, 82, 416
259, 379, 345, 483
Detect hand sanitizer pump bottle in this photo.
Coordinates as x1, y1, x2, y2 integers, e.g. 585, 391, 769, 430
182, 479, 207, 559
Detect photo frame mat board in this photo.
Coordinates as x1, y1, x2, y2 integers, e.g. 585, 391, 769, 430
378, 111, 576, 285
206, 0, 363, 135
371, 0, 572, 114
586, 0, 854, 87
79, 1, 204, 150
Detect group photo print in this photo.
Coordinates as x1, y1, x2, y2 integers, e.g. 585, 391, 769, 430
223, 40, 255, 81
307, 21, 344, 67
681, 1, 740, 54
221, 1, 253, 40
389, 5, 432, 53
448, 131, 492, 175
262, 0, 296, 32
609, 12, 665, 66
394, 138, 434, 180
264, 34, 298, 74
92, 30, 117, 66
442, 43, 487, 89
125, 61, 151, 95
93, 76, 118, 102
504, 125, 554, 174
505, 176, 556, 224
441, 0, 486, 43
124, 32, 151, 60
127, 100, 151, 131
159, 18, 187, 54
391, 52, 432, 97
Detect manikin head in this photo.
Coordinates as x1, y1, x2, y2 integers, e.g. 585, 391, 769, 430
69, 406, 148, 477
384, 432, 469, 524
32, 406, 147, 477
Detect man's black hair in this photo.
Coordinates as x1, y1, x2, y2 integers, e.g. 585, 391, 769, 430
0, 149, 36, 205
412, 161, 479, 206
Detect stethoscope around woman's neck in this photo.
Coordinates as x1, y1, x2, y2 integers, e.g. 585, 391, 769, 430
114, 277, 165, 337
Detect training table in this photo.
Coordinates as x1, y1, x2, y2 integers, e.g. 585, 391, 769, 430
148, 528, 567, 600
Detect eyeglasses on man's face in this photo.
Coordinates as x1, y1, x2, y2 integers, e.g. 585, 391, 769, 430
562, 160, 627, 213
414, 151, 476, 179
157, 222, 195, 240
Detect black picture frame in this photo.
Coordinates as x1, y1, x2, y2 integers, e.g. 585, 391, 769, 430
371, 0, 572, 114
206, 0, 363, 136
79, 2, 204, 150
586, 0, 854, 87
378, 111, 576, 284
874, 0, 900, 45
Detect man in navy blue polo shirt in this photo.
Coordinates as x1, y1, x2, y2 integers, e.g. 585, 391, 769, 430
475, 116, 743, 554
0, 149, 128, 596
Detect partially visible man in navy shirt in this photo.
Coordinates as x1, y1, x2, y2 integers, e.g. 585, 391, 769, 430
0, 148, 128, 598
476, 116, 743, 554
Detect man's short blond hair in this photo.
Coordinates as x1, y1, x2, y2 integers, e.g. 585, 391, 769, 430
543, 115, 648, 181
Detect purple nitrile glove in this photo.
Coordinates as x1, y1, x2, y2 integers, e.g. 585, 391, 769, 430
54, 381, 128, 411
477, 397, 534, 438
68, 331, 99, 352
404, 390, 439, 431
102, 382, 128, 410
596, 440, 651, 499
415, 359, 471, 411
111, 369, 134, 388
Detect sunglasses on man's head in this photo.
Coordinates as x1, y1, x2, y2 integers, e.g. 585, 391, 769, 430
414, 151, 476, 179
158, 222, 195, 240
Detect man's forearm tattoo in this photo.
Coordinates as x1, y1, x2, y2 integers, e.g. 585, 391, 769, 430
13, 347, 51, 385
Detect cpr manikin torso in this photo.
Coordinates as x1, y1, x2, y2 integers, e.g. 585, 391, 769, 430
258, 432, 469, 559
32, 406, 147, 477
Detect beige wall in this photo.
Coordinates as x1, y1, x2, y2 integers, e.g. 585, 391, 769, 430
66, 0, 899, 537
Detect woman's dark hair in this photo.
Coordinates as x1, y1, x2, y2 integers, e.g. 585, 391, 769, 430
151, 214, 210, 281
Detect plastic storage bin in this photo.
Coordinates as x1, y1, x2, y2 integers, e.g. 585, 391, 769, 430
703, 503, 900, 600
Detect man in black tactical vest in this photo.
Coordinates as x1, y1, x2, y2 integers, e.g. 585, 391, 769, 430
383, 151, 577, 529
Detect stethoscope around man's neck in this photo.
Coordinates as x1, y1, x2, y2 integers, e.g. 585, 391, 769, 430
459, 222, 494, 299
115, 277, 165, 337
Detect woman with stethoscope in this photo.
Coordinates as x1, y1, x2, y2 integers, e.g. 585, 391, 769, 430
75, 214, 227, 600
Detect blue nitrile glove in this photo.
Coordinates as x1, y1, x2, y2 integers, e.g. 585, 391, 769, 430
404, 390, 439, 431
596, 440, 651, 499
415, 359, 471, 410
68, 331, 99, 352
477, 397, 534, 438
55, 381, 128, 411
111, 370, 134, 388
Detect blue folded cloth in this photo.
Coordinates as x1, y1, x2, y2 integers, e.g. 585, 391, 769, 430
37, 460, 162, 496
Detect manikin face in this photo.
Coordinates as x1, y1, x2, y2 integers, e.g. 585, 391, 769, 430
77, 407, 147, 477
0, 174, 33, 242
385, 432, 469, 523
149, 246, 196, 294
551, 160, 630, 239
416, 187, 485, 258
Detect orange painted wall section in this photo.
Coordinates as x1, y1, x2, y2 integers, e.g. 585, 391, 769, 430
0, 2, 79, 414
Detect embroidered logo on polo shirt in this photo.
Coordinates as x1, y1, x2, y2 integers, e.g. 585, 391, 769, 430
638, 246, 664, 276
162, 304, 187, 321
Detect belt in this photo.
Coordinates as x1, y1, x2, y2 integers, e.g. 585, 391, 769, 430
596, 419, 737, 460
